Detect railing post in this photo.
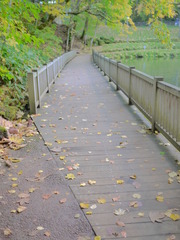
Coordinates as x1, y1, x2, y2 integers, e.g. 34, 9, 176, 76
27, 71, 37, 114
128, 66, 135, 105
53, 60, 56, 83
109, 59, 112, 82
152, 76, 163, 132
177, 97, 180, 142
44, 64, 50, 93
116, 61, 121, 91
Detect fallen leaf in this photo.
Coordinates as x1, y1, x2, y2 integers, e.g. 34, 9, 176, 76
90, 204, 97, 210
116, 221, 125, 227
74, 214, 80, 219
44, 142, 52, 147
88, 180, 96, 185
18, 170, 23, 175
8, 190, 16, 194
94, 237, 101, 240
156, 195, 164, 202
97, 198, 106, 204
11, 177, 18, 181
80, 183, 86, 187
37, 226, 44, 231
29, 188, 36, 193
12, 183, 18, 188
59, 198, 67, 204
42, 194, 52, 200
117, 179, 124, 184
17, 198, 29, 206
129, 201, 138, 208
121, 231, 127, 238
169, 214, 180, 221
138, 212, 144, 217
86, 211, 92, 215
60, 156, 66, 160
17, 206, 27, 213
4, 228, 12, 236
114, 208, 126, 216
168, 178, 174, 184
167, 235, 176, 240
149, 211, 165, 223
152, 168, 156, 171
130, 175, 137, 179
168, 171, 177, 178
133, 193, 141, 199
112, 197, 120, 202
18, 193, 30, 198
44, 231, 51, 237
65, 173, 75, 180
80, 203, 89, 209
53, 191, 59, 195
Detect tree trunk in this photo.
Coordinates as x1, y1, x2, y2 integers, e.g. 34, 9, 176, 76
81, 16, 89, 42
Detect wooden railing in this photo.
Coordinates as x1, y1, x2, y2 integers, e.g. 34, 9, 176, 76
92, 50, 180, 151
27, 51, 76, 114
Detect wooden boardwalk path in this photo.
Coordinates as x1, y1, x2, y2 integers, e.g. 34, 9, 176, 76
33, 54, 180, 240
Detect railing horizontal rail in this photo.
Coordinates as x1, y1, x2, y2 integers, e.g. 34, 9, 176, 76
92, 49, 180, 151
28, 51, 76, 114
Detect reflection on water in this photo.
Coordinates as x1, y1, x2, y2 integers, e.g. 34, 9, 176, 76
122, 57, 180, 88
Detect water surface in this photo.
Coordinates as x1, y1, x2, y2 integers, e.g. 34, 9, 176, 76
122, 57, 180, 88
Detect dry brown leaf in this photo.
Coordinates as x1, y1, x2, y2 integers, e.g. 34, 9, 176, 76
59, 198, 67, 204
44, 231, 51, 237
42, 194, 52, 200
116, 221, 125, 227
18, 193, 30, 198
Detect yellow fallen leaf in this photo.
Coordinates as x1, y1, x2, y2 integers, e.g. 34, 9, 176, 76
133, 193, 141, 199
29, 188, 36, 193
94, 237, 101, 240
97, 132, 101, 135
10, 158, 21, 163
88, 180, 96, 185
80, 203, 89, 209
156, 195, 164, 202
18, 170, 23, 175
60, 156, 66, 160
97, 198, 106, 204
117, 179, 124, 184
39, 170, 43, 173
86, 211, 92, 215
8, 190, 16, 194
11, 210, 16, 213
11, 178, 17, 181
152, 168, 156, 171
169, 213, 180, 221
80, 183, 86, 187
138, 212, 145, 217
17, 206, 27, 213
12, 184, 18, 188
168, 178, 174, 184
65, 173, 75, 180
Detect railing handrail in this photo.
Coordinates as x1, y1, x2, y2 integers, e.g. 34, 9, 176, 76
27, 51, 77, 114
92, 49, 180, 151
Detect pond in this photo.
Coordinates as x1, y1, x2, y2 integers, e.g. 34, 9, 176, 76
122, 57, 180, 88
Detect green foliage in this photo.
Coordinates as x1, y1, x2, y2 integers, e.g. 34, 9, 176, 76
0, 0, 62, 119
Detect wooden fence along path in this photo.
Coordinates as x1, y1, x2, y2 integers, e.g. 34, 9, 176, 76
32, 54, 180, 240
92, 50, 180, 151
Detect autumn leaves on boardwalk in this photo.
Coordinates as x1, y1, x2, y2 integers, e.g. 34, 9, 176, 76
0, 54, 180, 239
